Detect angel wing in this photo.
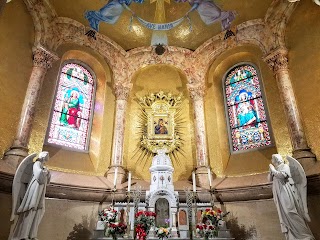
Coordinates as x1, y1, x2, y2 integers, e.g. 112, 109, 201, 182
286, 155, 311, 222
10, 153, 37, 221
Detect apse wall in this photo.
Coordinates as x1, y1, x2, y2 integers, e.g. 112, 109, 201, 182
124, 65, 195, 181
286, 0, 320, 159
206, 45, 292, 177
0, 0, 34, 157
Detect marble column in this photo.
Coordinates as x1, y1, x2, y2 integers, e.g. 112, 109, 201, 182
106, 83, 132, 185
2, 46, 59, 170
171, 210, 178, 237
187, 83, 215, 188
264, 48, 316, 170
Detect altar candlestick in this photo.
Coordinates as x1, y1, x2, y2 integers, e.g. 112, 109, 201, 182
208, 168, 212, 187
113, 167, 118, 189
128, 171, 132, 192
192, 171, 196, 192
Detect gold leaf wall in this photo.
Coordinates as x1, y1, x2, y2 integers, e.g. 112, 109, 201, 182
0, 0, 34, 157
286, 0, 320, 159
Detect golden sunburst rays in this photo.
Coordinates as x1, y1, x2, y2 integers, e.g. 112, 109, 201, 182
131, 91, 186, 171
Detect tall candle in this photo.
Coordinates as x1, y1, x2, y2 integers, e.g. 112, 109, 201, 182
128, 171, 132, 192
208, 168, 212, 187
113, 167, 118, 189
192, 171, 196, 192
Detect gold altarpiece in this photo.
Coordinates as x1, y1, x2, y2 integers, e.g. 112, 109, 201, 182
138, 91, 183, 154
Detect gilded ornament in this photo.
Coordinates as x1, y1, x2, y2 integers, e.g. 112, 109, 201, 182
137, 91, 184, 153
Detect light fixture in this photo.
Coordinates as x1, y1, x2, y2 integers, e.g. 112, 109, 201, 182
155, 44, 166, 55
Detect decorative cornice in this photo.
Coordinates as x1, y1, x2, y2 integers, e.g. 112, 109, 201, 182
1, 171, 319, 202
32, 46, 59, 69
263, 48, 289, 74
114, 83, 133, 100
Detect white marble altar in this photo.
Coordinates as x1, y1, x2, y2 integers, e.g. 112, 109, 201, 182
146, 149, 179, 237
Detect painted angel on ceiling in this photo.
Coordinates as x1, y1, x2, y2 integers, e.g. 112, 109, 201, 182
178, 0, 236, 31
85, 0, 144, 32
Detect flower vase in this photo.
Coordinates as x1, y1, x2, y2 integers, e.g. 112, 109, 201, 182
111, 234, 117, 240
96, 220, 105, 230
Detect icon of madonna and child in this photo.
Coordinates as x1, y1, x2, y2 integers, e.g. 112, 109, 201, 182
234, 89, 260, 128
59, 88, 84, 129
154, 118, 168, 135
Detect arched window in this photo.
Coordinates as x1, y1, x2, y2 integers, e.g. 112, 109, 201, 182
46, 61, 95, 151
223, 63, 272, 153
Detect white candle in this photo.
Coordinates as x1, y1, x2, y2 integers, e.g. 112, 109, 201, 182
113, 167, 118, 189
192, 171, 196, 192
208, 168, 212, 187
128, 171, 132, 192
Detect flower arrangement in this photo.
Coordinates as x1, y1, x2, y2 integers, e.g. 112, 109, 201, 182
106, 222, 127, 238
196, 207, 229, 240
98, 207, 127, 240
155, 226, 171, 239
99, 207, 117, 223
155, 218, 170, 239
135, 210, 156, 240
201, 208, 223, 226
196, 223, 217, 239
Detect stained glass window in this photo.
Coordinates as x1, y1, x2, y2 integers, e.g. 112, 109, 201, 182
224, 64, 272, 152
46, 62, 95, 151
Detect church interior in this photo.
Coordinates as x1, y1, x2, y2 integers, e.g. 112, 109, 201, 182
0, 0, 320, 239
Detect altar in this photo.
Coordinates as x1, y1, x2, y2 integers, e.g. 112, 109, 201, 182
92, 150, 234, 240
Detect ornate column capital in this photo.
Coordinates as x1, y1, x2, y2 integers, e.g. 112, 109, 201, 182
114, 82, 133, 100
263, 48, 289, 74
187, 83, 205, 101
32, 45, 59, 69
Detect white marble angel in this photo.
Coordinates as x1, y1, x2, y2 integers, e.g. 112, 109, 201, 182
9, 151, 51, 240
268, 154, 314, 240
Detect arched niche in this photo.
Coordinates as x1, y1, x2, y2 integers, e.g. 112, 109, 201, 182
28, 45, 114, 176
124, 64, 196, 181
205, 44, 292, 177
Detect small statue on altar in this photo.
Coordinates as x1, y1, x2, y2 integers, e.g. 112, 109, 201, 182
10, 151, 51, 240
268, 154, 315, 240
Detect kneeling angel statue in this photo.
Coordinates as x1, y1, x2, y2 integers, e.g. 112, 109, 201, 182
268, 154, 314, 240
9, 151, 51, 240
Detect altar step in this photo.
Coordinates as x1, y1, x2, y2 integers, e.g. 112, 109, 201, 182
92, 238, 234, 240
92, 230, 234, 240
